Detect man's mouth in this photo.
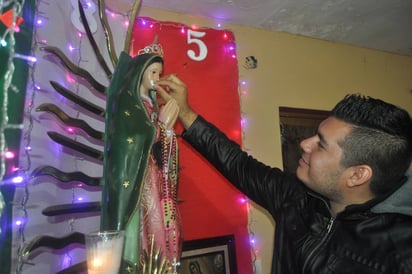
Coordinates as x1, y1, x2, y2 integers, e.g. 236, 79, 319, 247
299, 157, 309, 166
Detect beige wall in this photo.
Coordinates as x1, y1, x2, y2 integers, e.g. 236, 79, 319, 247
140, 7, 412, 274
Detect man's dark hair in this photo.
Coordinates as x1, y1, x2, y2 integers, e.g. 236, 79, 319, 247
331, 94, 412, 196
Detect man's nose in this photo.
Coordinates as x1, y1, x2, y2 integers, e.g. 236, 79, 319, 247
300, 136, 315, 153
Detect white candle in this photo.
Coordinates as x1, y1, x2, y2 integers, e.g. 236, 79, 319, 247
86, 230, 125, 274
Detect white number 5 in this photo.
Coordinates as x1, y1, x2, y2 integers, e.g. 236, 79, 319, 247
187, 29, 207, 61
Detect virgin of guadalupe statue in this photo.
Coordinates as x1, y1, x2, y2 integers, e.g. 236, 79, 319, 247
100, 44, 182, 273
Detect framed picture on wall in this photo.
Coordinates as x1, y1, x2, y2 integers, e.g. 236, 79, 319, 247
180, 235, 237, 274
279, 107, 330, 173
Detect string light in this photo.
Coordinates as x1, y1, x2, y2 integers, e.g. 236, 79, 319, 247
135, 17, 237, 64
62, 8, 88, 269
11, 0, 91, 268
13, 53, 37, 63
1, 5, 17, 180
68, 44, 78, 51
0, 14, 31, 274
238, 76, 260, 272
66, 127, 75, 134
36, 18, 44, 26
12, 175, 24, 184
13, 0, 37, 269
4, 151, 15, 159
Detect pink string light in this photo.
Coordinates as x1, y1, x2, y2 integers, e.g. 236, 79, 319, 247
4, 151, 15, 159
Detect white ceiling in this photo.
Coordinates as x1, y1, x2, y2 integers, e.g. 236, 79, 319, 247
107, 0, 412, 57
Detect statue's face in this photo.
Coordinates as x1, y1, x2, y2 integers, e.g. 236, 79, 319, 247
140, 62, 163, 96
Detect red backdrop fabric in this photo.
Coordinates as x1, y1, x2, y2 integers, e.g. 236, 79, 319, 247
131, 17, 252, 273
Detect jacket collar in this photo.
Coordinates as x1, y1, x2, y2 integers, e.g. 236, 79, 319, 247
371, 170, 412, 216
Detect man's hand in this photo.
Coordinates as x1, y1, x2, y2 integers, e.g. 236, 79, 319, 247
155, 74, 198, 129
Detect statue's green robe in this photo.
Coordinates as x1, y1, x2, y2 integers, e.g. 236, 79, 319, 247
101, 52, 162, 273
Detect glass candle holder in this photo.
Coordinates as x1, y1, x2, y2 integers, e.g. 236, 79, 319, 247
85, 230, 125, 274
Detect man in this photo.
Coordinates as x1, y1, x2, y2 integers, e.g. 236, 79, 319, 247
155, 75, 412, 273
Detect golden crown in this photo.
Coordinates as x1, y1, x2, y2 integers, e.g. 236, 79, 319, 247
137, 36, 164, 57
137, 43, 164, 57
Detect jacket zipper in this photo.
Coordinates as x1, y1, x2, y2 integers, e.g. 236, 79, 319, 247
301, 216, 335, 273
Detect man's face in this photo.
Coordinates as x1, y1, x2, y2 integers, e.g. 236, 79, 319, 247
296, 117, 352, 201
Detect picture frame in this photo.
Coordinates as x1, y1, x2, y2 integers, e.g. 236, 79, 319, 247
180, 234, 237, 274
279, 107, 330, 173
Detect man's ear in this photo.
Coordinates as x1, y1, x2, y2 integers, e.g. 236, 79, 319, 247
347, 165, 372, 187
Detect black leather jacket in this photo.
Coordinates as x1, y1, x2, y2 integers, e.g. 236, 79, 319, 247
182, 116, 412, 274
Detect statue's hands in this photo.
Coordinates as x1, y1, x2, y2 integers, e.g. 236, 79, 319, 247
159, 99, 179, 130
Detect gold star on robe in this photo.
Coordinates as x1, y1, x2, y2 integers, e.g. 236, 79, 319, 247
123, 181, 130, 188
